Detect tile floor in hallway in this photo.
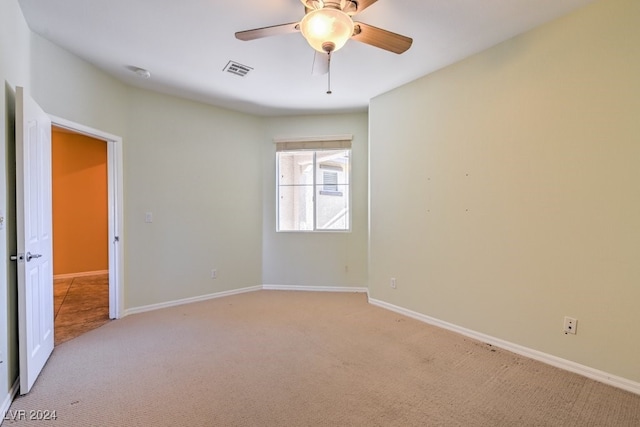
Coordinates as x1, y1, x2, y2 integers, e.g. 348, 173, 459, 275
54, 273, 110, 345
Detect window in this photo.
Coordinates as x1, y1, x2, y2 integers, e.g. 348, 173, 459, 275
275, 135, 351, 232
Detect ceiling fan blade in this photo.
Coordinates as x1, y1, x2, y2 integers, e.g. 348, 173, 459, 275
352, 0, 378, 14
312, 51, 329, 76
235, 22, 300, 41
351, 22, 413, 54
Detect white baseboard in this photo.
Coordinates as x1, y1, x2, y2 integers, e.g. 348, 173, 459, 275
54, 270, 108, 279
124, 285, 367, 317
124, 285, 263, 316
263, 284, 368, 293
368, 297, 640, 396
1, 378, 20, 424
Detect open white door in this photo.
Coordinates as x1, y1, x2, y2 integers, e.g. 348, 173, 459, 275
15, 86, 54, 395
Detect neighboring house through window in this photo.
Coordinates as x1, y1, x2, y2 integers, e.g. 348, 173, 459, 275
320, 166, 342, 195
275, 135, 352, 232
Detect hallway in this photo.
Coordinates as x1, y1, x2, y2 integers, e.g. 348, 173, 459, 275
54, 273, 110, 345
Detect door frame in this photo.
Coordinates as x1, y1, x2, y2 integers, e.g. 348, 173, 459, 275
50, 115, 124, 319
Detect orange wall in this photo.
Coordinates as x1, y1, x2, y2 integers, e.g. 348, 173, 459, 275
52, 129, 108, 275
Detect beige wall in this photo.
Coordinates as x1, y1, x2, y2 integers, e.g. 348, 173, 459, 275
369, 0, 640, 382
123, 88, 264, 308
262, 114, 369, 289
29, 34, 128, 137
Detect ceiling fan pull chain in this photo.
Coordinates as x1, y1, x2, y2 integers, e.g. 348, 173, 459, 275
327, 52, 332, 95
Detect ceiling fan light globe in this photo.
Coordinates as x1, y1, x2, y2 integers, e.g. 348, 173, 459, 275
300, 8, 353, 53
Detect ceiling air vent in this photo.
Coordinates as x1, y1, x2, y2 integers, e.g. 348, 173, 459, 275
223, 61, 253, 77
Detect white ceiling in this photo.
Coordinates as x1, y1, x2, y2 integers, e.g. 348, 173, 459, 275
18, 0, 595, 116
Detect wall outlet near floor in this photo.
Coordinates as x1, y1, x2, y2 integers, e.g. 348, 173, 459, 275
211, 269, 217, 279
390, 277, 397, 289
563, 316, 577, 335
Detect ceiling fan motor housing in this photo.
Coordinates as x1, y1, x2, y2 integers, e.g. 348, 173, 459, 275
301, 0, 323, 9
301, 0, 358, 14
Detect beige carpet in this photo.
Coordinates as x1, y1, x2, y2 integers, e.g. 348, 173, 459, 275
5, 291, 640, 426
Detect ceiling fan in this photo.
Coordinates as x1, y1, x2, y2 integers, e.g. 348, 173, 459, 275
235, 0, 413, 92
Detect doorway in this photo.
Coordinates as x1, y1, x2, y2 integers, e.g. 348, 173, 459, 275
50, 115, 124, 332
52, 127, 109, 344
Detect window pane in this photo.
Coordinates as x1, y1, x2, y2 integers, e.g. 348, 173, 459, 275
279, 151, 313, 185
278, 151, 314, 231
316, 184, 349, 230
278, 185, 314, 231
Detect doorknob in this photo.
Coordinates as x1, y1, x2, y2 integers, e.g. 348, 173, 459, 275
26, 252, 42, 262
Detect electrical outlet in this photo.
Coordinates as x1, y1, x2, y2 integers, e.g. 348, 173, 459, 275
390, 277, 397, 289
211, 269, 217, 279
563, 316, 577, 335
